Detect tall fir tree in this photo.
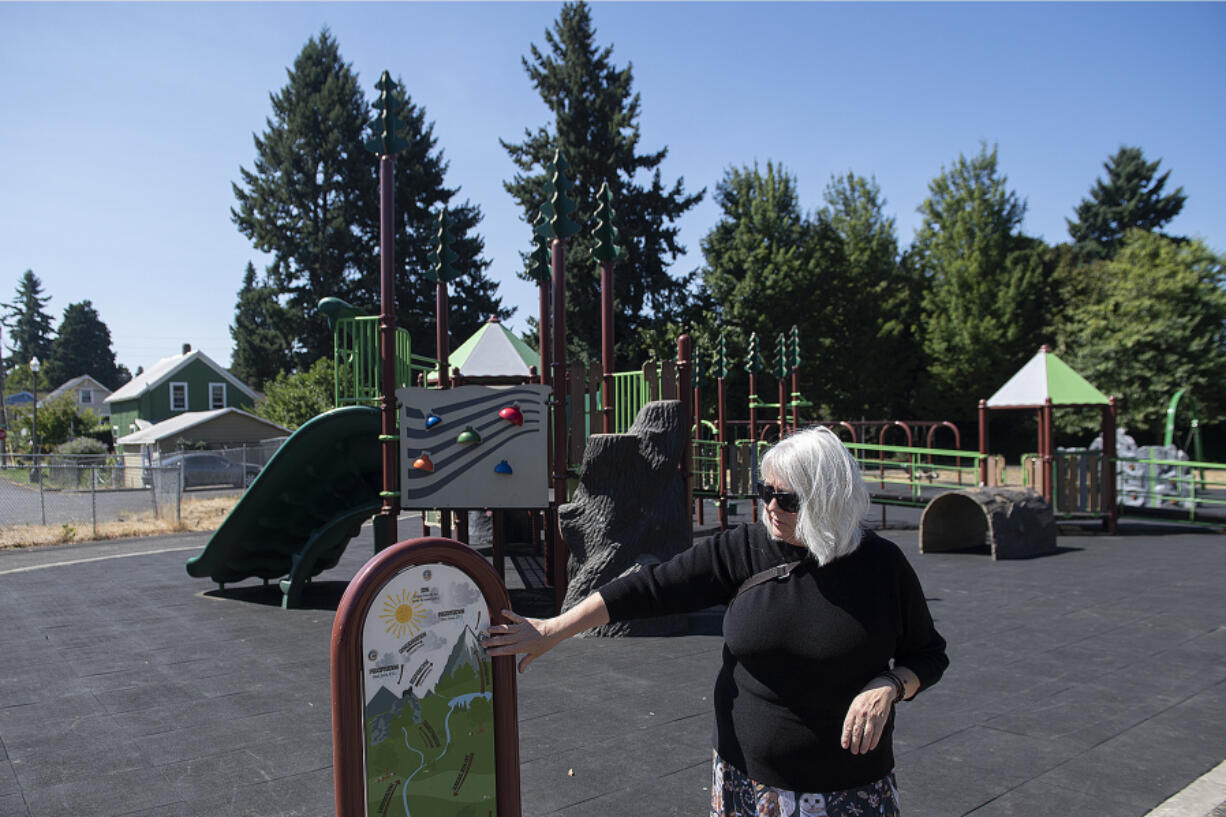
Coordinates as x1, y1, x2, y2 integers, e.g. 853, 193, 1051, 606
817, 172, 922, 417
502, 1, 703, 366
43, 300, 128, 389
350, 77, 509, 359
3, 269, 55, 367
1067, 146, 1186, 259
913, 144, 1049, 421
230, 262, 292, 391
232, 33, 505, 373
231, 29, 376, 372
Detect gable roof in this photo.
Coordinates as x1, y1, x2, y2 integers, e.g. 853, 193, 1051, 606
986, 346, 1110, 408
44, 374, 112, 403
437, 316, 540, 380
106, 349, 256, 404
115, 408, 289, 445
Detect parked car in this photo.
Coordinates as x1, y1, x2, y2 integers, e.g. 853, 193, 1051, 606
143, 452, 261, 489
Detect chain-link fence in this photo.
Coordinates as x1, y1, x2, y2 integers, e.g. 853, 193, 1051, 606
0, 440, 285, 540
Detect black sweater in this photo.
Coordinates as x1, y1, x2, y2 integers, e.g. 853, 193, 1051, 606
599, 523, 948, 792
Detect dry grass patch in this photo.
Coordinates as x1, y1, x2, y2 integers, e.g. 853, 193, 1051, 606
0, 496, 239, 549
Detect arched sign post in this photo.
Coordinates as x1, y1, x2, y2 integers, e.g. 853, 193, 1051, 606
331, 537, 520, 817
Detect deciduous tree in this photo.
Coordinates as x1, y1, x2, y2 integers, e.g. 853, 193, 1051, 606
699, 161, 845, 415
817, 172, 922, 417
1057, 231, 1226, 439
913, 144, 1049, 420
254, 357, 335, 430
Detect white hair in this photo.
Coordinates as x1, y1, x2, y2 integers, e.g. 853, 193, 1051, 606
760, 426, 869, 564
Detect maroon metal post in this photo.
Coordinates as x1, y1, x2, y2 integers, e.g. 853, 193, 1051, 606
538, 276, 555, 590
436, 281, 452, 540
677, 335, 693, 543
538, 280, 551, 388
978, 399, 988, 486
1043, 397, 1054, 503
1104, 395, 1118, 533
717, 374, 728, 531
601, 261, 615, 434
791, 369, 800, 431
747, 373, 758, 523
550, 238, 568, 610
376, 155, 399, 547
777, 377, 787, 440
694, 378, 704, 525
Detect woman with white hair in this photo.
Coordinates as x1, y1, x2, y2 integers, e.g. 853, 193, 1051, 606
483, 426, 948, 816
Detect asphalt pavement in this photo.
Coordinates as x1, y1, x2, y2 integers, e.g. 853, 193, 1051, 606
0, 508, 1223, 816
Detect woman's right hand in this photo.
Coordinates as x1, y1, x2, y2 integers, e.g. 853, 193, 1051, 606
482, 609, 562, 673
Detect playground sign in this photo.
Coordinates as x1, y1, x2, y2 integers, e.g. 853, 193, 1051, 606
332, 537, 520, 817
397, 384, 551, 510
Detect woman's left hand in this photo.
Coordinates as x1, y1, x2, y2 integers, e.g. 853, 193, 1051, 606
840, 679, 896, 755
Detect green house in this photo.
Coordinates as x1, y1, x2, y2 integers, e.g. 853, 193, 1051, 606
104, 344, 257, 440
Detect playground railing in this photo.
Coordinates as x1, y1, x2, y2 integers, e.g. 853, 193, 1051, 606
844, 442, 989, 506
333, 316, 436, 407
689, 439, 989, 508
1020, 449, 1225, 524
610, 361, 682, 434
1115, 453, 1225, 523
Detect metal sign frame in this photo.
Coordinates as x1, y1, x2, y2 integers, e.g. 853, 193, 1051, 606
331, 537, 521, 817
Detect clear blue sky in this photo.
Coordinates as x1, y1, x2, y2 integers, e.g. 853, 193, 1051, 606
2, 2, 1223, 375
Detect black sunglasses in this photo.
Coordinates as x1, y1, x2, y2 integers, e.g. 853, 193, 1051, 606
756, 482, 801, 513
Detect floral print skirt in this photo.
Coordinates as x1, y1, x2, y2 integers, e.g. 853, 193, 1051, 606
711, 750, 902, 817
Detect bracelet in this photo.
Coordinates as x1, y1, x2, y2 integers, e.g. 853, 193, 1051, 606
880, 670, 906, 703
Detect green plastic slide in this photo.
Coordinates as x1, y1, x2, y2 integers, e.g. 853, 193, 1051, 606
185, 406, 384, 608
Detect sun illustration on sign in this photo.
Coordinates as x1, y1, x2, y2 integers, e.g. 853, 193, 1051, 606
378, 589, 426, 639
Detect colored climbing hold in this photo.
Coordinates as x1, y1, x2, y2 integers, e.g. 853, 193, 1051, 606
426, 412, 442, 429
494, 459, 513, 475
498, 405, 524, 426
457, 427, 481, 445
413, 453, 434, 472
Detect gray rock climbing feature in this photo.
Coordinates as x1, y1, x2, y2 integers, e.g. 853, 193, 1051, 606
559, 400, 690, 636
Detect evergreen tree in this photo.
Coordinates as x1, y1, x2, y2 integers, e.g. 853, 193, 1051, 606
230, 262, 292, 391
1067, 146, 1187, 258
1058, 231, 1226, 438
350, 78, 509, 359
232, 34, 505, 373
502, 1, 703, 366
231, 29, 376, 371
43, 300, 127, 389
2, 270, 55, 367
817, 172, 922, 417
913, 144, 1049, 420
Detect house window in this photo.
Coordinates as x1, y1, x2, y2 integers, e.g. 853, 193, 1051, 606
209, 382, 226, 409
79, 389, 92, 405
170, 382, 188, 412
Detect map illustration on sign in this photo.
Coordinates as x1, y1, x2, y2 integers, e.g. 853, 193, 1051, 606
361, 563, 496, 817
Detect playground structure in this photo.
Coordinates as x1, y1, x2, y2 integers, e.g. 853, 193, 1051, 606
186, 71, 1226, 615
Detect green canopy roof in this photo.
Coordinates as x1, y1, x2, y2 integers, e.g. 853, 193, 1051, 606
431, 317, 539, 381
986, 346, 1109, 407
